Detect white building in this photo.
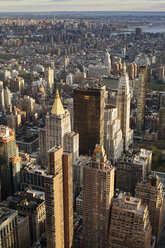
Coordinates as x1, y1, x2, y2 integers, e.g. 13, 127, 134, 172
0, 88, 5, 110
104, 106, 123, 163
88, 64, 109, 78
46, 89, 71, 152
40, 89, 79, 166
116, 73, 133, 149
64, 131, 79, 162
66, 73, 74, 86
4, 87, 12, 108
104, 51, 111, 76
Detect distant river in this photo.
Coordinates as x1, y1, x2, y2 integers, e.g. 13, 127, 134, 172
112, 25, 165, 35
142, 25, 165, 33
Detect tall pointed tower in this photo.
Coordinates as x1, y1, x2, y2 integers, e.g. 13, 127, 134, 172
39, 89, 79, 166
116, 73, 133, 150
46, 89, 71, 152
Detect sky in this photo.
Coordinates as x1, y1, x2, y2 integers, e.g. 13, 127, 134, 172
0, 0, 165, 12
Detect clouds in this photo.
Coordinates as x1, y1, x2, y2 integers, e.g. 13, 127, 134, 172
0, 0, 164, 12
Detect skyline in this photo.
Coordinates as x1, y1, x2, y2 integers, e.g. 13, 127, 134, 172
0, 0, 165, 12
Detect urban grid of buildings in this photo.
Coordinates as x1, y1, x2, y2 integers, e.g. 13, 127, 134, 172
0, 11, 165, 248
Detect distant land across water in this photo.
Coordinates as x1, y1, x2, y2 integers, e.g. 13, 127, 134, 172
0, 11, 165, 17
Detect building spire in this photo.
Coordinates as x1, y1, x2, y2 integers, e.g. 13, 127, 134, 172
51, 89, 65, 115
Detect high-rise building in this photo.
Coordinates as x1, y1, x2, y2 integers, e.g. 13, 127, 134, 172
4, 86, 12, 109
0, 88, 5, 111
158, 94, 165, 145
62, 152, 73, 248
0, 207, 18, 248
39, 128, 46, 166
45, 172, 65, 248
83, 145, 114, 248
74, 87, 104, 155
116, 149, 152, 194
116, 73, 133, 149
162, 49, 165, 65
135, 175, 164, 240
104, 51, 111, 76
136, 66, 148, 132
109, 193, 152, 248
45, 146, 73, 248
104, 105, 123, 163
135, 27, 142, 37
45, 67, 54, 90
0, 125, 21, 200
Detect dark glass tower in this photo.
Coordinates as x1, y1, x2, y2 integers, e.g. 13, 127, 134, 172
74, 87, 104, 155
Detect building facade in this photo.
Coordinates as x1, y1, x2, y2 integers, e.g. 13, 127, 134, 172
104, 105, 123, 163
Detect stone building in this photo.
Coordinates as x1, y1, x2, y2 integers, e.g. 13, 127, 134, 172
109, 193, 152, 248
104, 105, 123, 163
116, 149, 152, 194
83, 145, 114, 248
116, 73, 133, 149
135, 175, 164, 240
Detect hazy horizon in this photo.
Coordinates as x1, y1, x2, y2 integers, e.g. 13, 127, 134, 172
0, 0, 165, 13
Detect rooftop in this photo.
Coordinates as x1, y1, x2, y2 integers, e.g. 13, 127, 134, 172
0, 207, 17, 226
114, 193, 146, 214
0, 125, 15, 143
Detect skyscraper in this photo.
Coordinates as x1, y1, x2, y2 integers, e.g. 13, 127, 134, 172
62, 152, 73, 248
45, 147, 64, 248
116, 73, 133, 149
74, 87, 104, 155
158, 94, 165, 145
4, 86, 12, 109
104, 105, 123, 163
104, 51, 111, 76
45, 89, 71, 158
0, 88, 5, 111
45, 146, 73, 248
39, 89, 79, 166
0, 125, 21, 200
136, 66, 148, 133
83, 145, 114, 248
